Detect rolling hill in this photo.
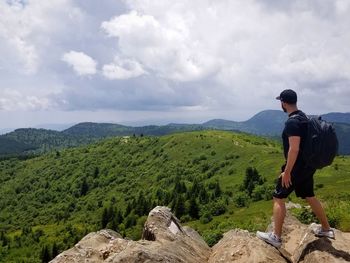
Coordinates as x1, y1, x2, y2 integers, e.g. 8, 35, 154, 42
0, 130, 349, 262
1, 110, 349, 157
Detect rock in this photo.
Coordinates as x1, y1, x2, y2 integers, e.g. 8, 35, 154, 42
51, 229, 122, 263
285, 201, 302, 209
266, 210, 350, 263
52, 206, 350, 263
293, 223, 350, 263
51, 206, 210, 263
208, 229, 287, 263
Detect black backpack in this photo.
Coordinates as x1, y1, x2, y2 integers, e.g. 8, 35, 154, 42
291, 114, 339, 169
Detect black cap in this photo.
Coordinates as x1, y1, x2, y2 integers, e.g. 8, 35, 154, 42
276, 89, 297, 104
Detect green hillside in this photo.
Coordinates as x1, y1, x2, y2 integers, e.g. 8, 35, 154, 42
1, 111, 350, 158
0, 137, 36, 156
2, 128, 96, 156
0, 124, 206, 157
0, 130, 349, 262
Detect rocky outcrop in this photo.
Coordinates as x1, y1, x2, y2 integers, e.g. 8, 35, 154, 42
52, 206, 350, 263
208, 229, 287, 262
51, 206, 210, 263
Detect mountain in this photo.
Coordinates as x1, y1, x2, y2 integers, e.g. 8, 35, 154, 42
0, 130, 349, 262
202, 110, 287, 135
1, 110, 349, 157
2, 128, 96, 155
0, 123, 206, 157
62, 122, 205, 137
0, 136, 36, 156
203, 110, 350, 155
34, 123, 74, 131
333, 122, 350, 155
0, 128, 15, 135
62, 122, 132, 137
322, 112, 350, 124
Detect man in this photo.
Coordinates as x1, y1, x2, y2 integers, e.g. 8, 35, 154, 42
256, 89, 334, 248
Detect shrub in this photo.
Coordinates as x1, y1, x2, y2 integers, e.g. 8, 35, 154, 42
209, 200, 226, 216
251, 183, 274, 201
203, 230, 223, 247
200, 212, 212, 224
234, 192, 250, 208
293, 206, 318, 225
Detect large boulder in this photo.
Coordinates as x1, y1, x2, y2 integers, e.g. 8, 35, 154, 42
293, 223, 350, 263
208, 229, 287, 263
51, 206, 210, 263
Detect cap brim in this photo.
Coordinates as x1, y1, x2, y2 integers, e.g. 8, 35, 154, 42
276, 96, 281, 100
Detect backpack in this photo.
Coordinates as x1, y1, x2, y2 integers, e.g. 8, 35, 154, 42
291, 114, 339, 169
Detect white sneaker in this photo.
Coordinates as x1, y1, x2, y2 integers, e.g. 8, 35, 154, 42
313, 226, 335, 239
256, 231, 282, 248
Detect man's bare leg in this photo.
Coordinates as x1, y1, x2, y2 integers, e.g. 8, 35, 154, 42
273, 197, 286, 238
305, 196, 331, 230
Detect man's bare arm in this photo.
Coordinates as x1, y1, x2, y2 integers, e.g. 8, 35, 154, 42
281, 136, 300, 188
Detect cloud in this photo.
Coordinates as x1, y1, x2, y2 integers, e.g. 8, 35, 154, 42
0, 89, 51, 111
98, 0, 350, 115
102, 57, 146, 79
1, 0, 350, 128
101, 10, 221, 81
0, 0, 84, 75
62, 51, 97, 76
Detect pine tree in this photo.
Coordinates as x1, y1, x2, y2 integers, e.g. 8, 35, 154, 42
243, 167, 265, 197
52, 242, 59, 259
124, 202, 132, 217
93, 167, 100, 178
101, 207, 109, 228
116, 210, 123, 225
174, 195, 185, 219
199, 188, 209, 204
188, 197, 199, 219
108, 205, 116, 222
80, 177, 89, 196
135, 191, 145, 216
0, 231, 8, 247
111, 217, 119, 232
190, 179, 200, 198
213, 181, 222, 199
40, 245, 51, 263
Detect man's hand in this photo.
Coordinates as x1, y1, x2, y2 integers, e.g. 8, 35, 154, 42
280, 171, 292, 188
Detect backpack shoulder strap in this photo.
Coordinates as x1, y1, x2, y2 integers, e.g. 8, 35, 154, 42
289, 113, 309, 123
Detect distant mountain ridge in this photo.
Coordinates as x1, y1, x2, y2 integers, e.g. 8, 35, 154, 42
1, 110, 349, 156
202, 110, 288, 135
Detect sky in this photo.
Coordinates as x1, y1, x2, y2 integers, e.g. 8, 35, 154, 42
0, 0, 350, 130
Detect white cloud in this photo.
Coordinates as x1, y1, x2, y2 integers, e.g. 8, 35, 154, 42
0, 0, 84, 74
1, 0, 350, 128
101, 9, 221, 81
102, 57, 146, 79
100, 0, 350, 111
0, 89, 51, 111
62, 51, 97, 76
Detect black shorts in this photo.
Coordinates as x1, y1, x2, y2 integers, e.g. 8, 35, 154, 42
273, 164, 316, 199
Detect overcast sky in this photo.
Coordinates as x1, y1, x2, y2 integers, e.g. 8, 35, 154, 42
1, 0, 349, 130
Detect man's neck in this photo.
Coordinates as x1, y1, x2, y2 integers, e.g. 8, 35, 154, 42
287, 107, 298, 115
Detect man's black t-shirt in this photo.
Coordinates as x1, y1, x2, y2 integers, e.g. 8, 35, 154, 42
276, 110, 316, 198
282, 110, 308, 167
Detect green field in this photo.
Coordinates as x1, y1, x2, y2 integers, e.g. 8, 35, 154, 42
0, 130, 349, 262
